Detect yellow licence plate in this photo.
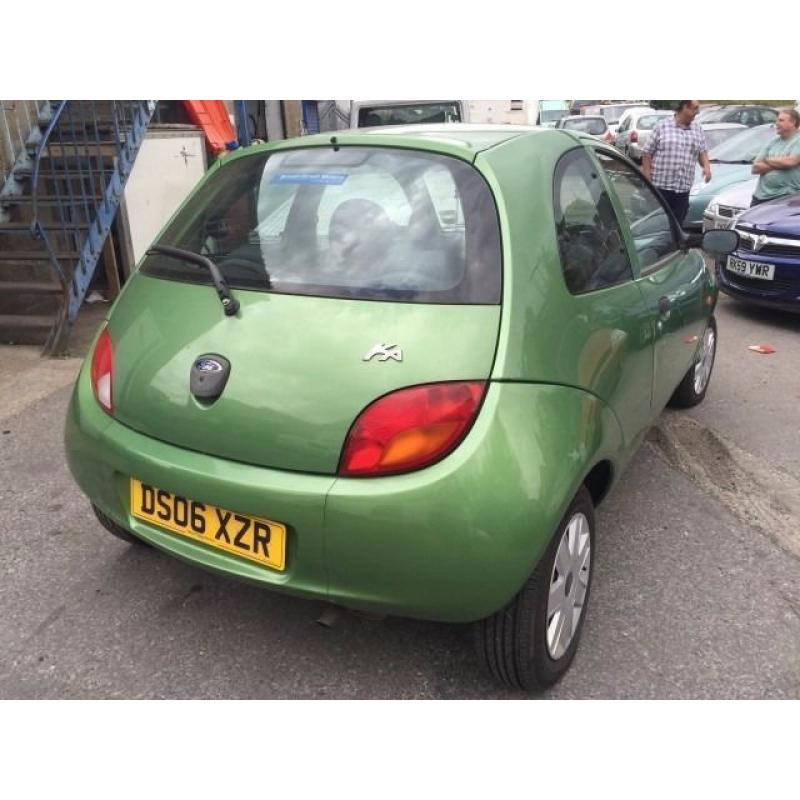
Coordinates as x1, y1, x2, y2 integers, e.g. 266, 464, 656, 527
130, 479, 286, 571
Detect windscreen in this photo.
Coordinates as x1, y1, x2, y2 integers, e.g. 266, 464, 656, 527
709, 124, 774, 162
638, 114, 668, 130
358, 103, 462, 127
140, 147, 501, 304
703, 127, 745, 150
563, 117, 606, 135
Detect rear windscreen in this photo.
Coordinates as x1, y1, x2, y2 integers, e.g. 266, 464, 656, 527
638, 114, 667, 130
564, 118, 606, 135
140, 147, 501, 304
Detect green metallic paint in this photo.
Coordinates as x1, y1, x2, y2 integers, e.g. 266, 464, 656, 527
64, 126, 717, 623
67, 366, 621, 621
66, 365, 334, 600
108, 274, 500, 474
477, 135, 656, 451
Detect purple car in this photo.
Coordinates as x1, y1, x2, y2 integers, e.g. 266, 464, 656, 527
719, 193, 800, 312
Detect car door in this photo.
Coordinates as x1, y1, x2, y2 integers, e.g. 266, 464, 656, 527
549, 146, 655, 448
591, 148, 709, 413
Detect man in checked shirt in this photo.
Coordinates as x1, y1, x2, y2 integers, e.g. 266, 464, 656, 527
641, 100, 712, 226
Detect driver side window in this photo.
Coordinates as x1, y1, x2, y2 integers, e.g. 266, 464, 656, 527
594, 151, 679, 272
553, 148, 633, 294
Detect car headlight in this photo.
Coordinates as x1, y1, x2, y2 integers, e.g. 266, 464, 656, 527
706, 202, 719, 215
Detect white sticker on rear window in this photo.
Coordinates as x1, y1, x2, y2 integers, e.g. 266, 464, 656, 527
271, 173, 348, 185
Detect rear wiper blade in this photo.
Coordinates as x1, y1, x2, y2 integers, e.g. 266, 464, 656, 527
710, 159, 752, 164
146, 245, 240, 317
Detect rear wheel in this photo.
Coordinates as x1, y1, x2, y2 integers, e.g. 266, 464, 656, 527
92, 504, 148, 546
668, 316, 717, 408
474, 487, 595, 692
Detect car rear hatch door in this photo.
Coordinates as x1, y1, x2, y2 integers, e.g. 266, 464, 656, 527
107, 144, 502, 474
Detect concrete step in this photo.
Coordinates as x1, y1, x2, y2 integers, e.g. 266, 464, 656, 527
0, 314, 53, 328
0, 281, 62, 294
0, 250, 79, 261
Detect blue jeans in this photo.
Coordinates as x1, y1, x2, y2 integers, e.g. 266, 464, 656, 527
656, 188, 690, 225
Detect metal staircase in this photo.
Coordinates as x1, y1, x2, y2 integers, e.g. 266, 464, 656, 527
0, 100, 156, 354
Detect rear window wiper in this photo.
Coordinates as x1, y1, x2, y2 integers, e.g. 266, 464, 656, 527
146, 245, 240, 317
710, 159, 753, 164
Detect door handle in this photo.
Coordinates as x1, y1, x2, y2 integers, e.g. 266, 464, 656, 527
658, 296, 672, 316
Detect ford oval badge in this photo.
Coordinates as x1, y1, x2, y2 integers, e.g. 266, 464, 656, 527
195, 358, 224, 373
190, 354, 231, 401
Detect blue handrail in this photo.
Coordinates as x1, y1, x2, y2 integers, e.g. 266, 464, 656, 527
29, 100, 156, 354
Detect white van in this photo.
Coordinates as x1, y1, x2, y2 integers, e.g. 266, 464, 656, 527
349, 100, 467, 128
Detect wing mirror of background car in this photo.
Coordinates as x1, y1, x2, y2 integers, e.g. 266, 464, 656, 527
683, 229, 739, 256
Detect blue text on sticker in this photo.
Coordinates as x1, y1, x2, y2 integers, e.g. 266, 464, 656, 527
271, 173, 348, 185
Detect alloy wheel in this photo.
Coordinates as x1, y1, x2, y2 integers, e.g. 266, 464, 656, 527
693, 325, 716, 396
546, 512, 591, 660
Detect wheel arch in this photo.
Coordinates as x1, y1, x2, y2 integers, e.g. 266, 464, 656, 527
582, 459, 615, 507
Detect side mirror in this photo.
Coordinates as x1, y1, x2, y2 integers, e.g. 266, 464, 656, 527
684, 229, 739, 255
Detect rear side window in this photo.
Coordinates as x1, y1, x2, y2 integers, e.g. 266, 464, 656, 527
140, 147, 501, 304
758, 107, 777, 124
553, 149, 633, 294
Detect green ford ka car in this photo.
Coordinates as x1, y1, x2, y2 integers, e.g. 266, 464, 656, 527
65, 124, 737, 691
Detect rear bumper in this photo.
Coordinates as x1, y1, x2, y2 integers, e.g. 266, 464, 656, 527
65, 366, 622, 622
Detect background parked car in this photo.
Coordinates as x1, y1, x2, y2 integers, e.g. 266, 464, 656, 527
697, 104, 778, 127
700, 122, 747, 150
684, 123, 776, 230
555, 114, 613, 141
585, 103, 652, 136
718, 193, 800, 311
614, 110, 671, 162
702, 177, 758, 231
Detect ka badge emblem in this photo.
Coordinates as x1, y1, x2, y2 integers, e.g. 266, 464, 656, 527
363, 343, 403, 362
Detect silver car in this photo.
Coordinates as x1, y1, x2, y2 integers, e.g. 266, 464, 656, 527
700, 122, 748, 151
587, 103, 652, 136
702, 177, 758, 232
614, 110, 671, 162
555, 114, 613, 142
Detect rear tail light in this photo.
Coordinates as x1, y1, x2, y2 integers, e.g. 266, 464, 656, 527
339, 381, 486, 477
630, 130, 639, 143
604, 131, 613, 142
90, 328, 114, 415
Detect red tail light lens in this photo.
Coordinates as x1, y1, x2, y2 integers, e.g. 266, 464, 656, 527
630, 130, 639, 143
90, 328, 114, 414
339, 381, 486, 477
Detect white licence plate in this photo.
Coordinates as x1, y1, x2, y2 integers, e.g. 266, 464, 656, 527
726, 256, 774, 281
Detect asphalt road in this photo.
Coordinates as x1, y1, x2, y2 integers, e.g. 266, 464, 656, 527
0, 294, 798, 699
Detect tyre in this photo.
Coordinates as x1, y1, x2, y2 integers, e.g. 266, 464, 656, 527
474, 486, 595, 692
92, 504, 149, 546
668, 316, 717, 408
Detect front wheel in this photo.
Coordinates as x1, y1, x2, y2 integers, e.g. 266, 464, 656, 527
668, 316, 717, 408
474, 487, 595, 692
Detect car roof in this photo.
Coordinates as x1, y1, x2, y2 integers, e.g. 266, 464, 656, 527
228, 123, 557, 163
700, 122, 747, 130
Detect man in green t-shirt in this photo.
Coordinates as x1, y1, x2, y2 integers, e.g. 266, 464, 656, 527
751, 108, 800, 204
